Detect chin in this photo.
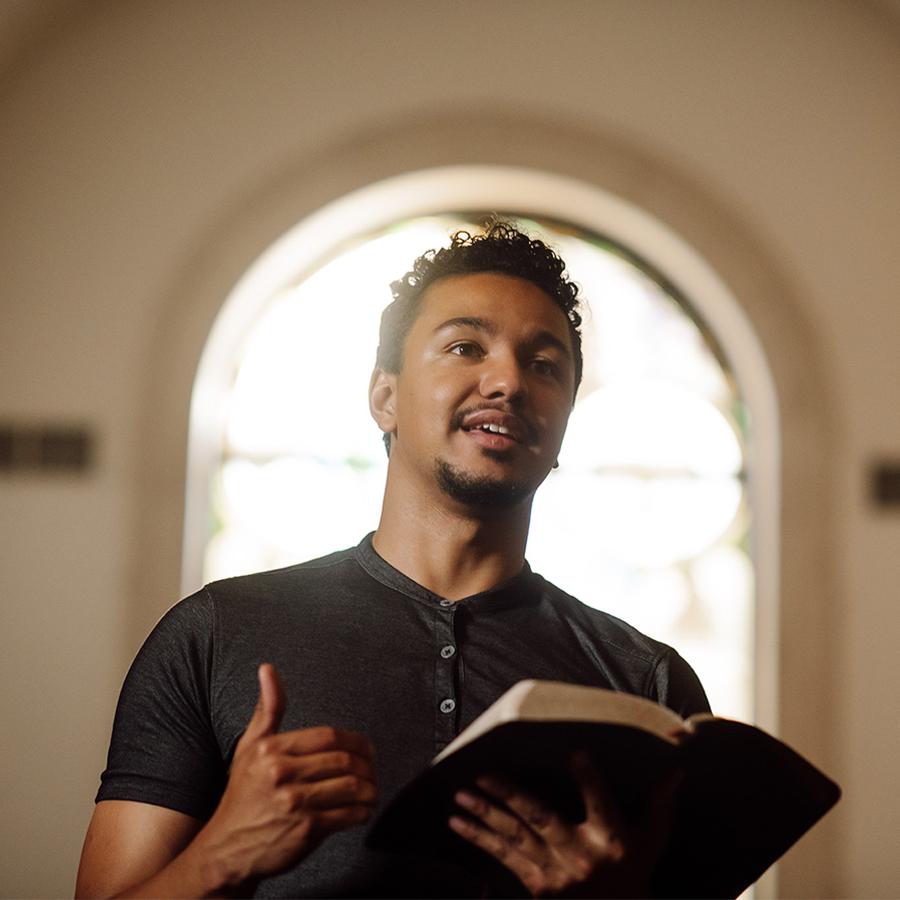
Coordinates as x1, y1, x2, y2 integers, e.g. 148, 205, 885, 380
434, 459, 535, 510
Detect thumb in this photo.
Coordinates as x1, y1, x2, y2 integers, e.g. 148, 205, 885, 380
239, 663, 286, 747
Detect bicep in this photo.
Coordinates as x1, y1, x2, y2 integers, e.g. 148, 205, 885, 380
75, 800, 202, 898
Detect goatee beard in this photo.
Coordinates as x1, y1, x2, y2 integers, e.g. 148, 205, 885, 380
434, 459, 532, 510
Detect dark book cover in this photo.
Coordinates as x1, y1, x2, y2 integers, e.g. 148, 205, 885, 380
368, 704, 840, 898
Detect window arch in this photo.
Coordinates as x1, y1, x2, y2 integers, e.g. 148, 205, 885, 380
184, 166, 779, 728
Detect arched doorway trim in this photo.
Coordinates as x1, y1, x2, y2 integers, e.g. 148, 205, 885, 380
138, 113, 839, 893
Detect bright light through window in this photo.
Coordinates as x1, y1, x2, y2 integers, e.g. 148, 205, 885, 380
205, 214, 753, 721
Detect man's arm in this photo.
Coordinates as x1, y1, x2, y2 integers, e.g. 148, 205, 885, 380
76, 664, 377, 898
76, 802, 206, 898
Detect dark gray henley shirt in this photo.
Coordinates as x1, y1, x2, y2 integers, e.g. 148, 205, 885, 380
97, 534, 709, 897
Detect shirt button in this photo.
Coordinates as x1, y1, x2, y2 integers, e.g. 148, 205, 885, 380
440, 698, 456, 714
439, 599, 453, 608
440, 644, 456, 659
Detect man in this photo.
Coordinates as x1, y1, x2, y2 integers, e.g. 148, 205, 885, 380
76, 221, 708, 897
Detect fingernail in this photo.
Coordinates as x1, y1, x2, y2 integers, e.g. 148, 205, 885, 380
455, 789, 478, 810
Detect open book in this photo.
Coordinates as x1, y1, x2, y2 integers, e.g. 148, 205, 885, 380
366, 680, 840, 898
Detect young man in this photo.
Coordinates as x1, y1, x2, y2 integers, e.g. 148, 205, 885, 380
77, 222, 708, 898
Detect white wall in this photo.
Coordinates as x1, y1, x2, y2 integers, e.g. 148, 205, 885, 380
1, 1, 898, 896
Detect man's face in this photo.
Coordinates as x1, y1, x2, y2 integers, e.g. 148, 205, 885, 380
378, 272, 577, 511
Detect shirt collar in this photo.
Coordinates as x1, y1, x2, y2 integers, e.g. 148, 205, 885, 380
354, 532, 541, 612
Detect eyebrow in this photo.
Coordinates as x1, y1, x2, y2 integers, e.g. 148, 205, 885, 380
433, 316, 497, 337
433, 316, 572, 359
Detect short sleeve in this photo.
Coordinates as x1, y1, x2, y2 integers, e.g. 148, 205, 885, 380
649, 648, 711, 719
96, 589, 226, 819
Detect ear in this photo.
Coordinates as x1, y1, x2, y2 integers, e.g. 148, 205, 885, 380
369, 367, 398, 439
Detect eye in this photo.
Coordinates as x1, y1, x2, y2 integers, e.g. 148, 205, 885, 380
448, 341, 483, 358
531, 357, 559, 377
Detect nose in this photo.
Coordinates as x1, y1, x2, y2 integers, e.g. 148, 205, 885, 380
479, 351, 526, 401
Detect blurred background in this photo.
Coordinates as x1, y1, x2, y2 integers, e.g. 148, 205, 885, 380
1, 1, 898, 896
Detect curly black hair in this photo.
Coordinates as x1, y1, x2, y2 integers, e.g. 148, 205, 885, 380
378, 218, 582, 371
375, 219, 584, 455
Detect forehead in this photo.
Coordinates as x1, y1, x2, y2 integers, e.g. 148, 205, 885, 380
411, 272, 573, 347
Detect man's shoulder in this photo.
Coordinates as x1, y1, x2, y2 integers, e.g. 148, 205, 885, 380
533, 574, 711, 716
204, 543, 362, 599
534, 574, 674, 665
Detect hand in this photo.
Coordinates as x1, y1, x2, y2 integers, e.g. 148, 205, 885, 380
190, 663, 377, 891
448, 752, 680, 898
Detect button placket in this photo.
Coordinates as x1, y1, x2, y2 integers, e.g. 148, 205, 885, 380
433, 602, 459, 749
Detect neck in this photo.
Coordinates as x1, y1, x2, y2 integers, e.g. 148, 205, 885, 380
372, 465, 532, 601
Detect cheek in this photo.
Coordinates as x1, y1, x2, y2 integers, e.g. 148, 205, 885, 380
533, 386, 571, 424
541, 404, 572, 450
418, 370, 472, 414
432, 379, 466, 411
397, 375, 464, 437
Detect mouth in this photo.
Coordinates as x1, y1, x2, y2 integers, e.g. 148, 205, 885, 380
457, 409, 533, 451
463, 424, 519, 451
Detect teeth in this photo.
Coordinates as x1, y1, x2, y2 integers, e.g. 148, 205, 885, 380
479, 423, 510, 435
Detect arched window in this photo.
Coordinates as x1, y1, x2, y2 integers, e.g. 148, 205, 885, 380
185, 167, 779, 726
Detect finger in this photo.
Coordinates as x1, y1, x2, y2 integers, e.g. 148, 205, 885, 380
653, 767, 684, 804
474, 776, 571, 845
570, 752, 623, 832
310, 804, 374, 837
641, 768, 683, 849
273, 749, 376, 786
448, 814, 547, 894
455, 789, 544, 856
237, 663, 286, 748
669, 726, 693, 741
300, 773, 379, 809
272, 725, 374, 760
643, 769, 680, 831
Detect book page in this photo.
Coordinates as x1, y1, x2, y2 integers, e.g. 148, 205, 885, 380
434, 680, 686, 763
